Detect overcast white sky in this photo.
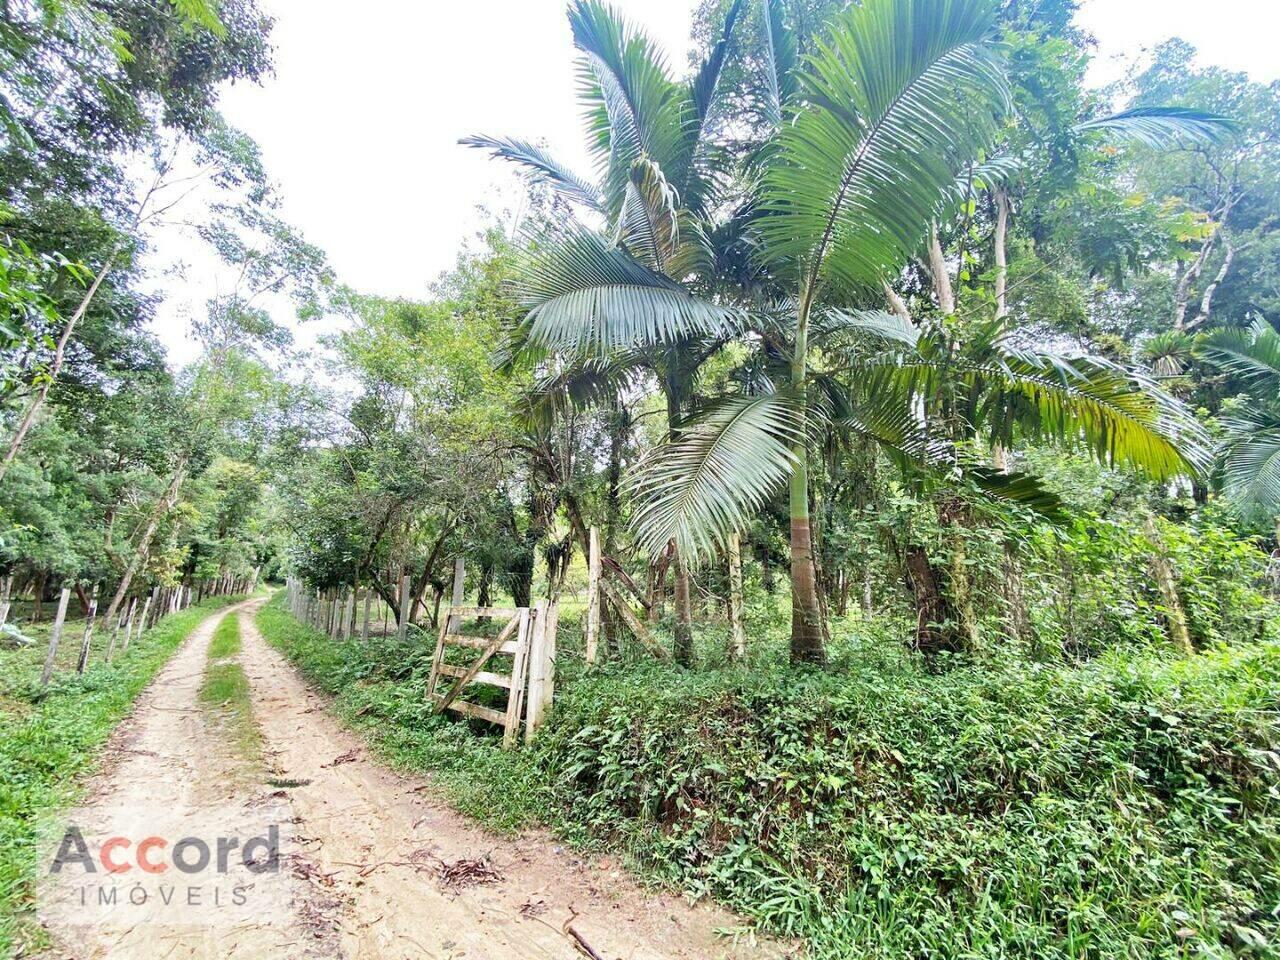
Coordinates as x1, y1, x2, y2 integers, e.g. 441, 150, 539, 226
147, 0, 1280, 365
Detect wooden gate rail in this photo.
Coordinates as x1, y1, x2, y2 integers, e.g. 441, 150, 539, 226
426, 600, 556, 748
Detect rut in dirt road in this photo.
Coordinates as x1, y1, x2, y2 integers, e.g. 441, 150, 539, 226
42, 599, 794, 960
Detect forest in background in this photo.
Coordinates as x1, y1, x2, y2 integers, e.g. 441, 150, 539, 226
4, 0, 1280, 956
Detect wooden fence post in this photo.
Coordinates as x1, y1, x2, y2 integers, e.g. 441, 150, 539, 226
447, 558, 465, 635
138, 593, 153, 636
397, 574, 412, 642
76, 585, 99, 674
342, 588, 355, 641
121, 597, 138, 652
39, 586, 73, 687
586, 527, 601, 666
525, 601, 559, 743
728, 532, 747, 661
0, 575, 12, 629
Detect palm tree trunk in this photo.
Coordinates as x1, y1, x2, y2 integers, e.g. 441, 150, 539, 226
664, 392, 697, 662
789, 298, 826, 664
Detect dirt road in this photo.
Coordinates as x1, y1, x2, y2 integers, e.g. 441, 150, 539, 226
42, 600, 793, 960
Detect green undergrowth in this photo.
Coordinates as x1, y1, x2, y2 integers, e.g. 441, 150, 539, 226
0, 594, 247, 956
256, 594, 1280, 959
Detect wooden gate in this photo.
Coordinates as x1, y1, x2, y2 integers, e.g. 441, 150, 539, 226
426, 599, 557, 748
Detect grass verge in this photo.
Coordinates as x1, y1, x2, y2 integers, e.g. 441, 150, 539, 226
199, 614, 260, 763
0, 594, 246, 956
207, 614, 243, 659
257, 594, 1280, 960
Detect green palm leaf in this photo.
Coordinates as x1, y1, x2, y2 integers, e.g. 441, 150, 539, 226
628, 392, 805, 560
459, 135, 604, 213
513, 224, 741, 353
569, 0, 690, 213
819, 308, 920, 349
1074, 106, 1239, 148
1201, 318, 1280, 388
981, 352, 1211, 479
760, 0, 798, 129
1218, 411, 1280, 514
756, 0, 1010, 294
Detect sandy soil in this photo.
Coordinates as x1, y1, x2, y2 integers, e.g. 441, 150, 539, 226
42, 600, 796, 960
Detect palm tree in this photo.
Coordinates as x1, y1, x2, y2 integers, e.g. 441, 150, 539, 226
1201, 318, 1280, 520
467, 0, 747, 662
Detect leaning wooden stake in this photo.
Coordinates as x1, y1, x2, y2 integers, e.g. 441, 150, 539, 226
39, 586, 73, 687
76, 585, 99, 674
121, 597, 138, 652
1144, 514, 1194, 654
0, 575, 12, 629
727, 532, 747, 661
586, 527, 601, 665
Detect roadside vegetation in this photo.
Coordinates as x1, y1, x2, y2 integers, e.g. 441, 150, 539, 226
0, 595, 246, 956
259, 593, 1280, 958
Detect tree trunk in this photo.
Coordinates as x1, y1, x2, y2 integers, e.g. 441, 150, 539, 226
928, 224, 956, 315
672, 554, 694, 666
789, 299, 826, 666
993, 189, 1010, 317
941, 498, 980, 651
905, 545, 958, 656
1188, 233, 1235, 331
101, 461, 187, 628
1144, 514, 1194, 654
727, 532, 746, 661
0, 247, 120, 485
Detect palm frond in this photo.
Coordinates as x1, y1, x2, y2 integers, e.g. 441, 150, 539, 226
628, 392, 805, 560
1200, 318, 1280, 388
1218, 410, 1280, 514
981, 351, 1212, 479
615, 158, 681, 273
569, 1, 689, 213
760, 0, 797, 129
513, 224, 740, 353
968, 469, 1067, 523
1074, 106, 1240, 148
819, 308, 920, 348
936, 154, 1023, 218
757, 0, 1010, 295
460, 135, 604, 213
691, 0, 744, 124
522, 356, 645, 427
